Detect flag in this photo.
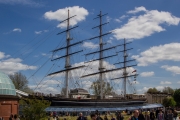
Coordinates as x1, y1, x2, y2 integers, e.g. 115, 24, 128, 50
132, 70, 136, 73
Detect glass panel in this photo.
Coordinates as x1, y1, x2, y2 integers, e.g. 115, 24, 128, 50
2, 89, 5, 94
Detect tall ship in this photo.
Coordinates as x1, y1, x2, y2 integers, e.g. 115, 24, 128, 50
32, 10, 149, 110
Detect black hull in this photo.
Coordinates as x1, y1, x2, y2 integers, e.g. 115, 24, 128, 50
49, 98, 146, 107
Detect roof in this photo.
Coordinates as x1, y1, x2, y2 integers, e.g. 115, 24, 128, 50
70, 88, 89, 95
0, 72, 16, 96
16, 89, 29, 97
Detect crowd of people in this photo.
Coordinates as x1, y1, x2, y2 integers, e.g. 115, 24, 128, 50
47, 107, 179, 120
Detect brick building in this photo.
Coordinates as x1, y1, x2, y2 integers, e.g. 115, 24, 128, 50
0, 72, 19, 120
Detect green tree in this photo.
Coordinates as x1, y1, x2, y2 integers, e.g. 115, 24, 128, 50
162, 87, 174, 94
20, 97, 50, 120
90, 80, 113, 97
9, 72, 33, 93
147, 87, 158, 93
173, 88, 180, 106
162, 97, 176, 107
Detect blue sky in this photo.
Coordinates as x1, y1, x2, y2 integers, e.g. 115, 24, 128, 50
0, 0, 180, 95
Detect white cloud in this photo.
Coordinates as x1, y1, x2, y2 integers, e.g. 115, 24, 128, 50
0, 52, 10, 59
0, 51, 37, 74
119, 15, 128, 19
82, 81, 92, 89
106, 16, 111, 22
29, 85, 59, 94
35, 31, 42, 34
132, 43, 180, 66
127, 6, 147, 14
114, 19, 121, 23
113, 7, 180, 40
0, 0, 42, 7
35, 30, 49, 34
161, 65, 180, 74
44, 30, 49, 32
44, 6, 88, 28
82, 42, 98, 49
42, 80, 61, 85
13, 28, 21, 32
46, 60, 137, 95
160, 81, 171, 85
177, 81, 180, 84
155, 86, 164, 91
138, 87, 149, 93
140, 71, 154, 77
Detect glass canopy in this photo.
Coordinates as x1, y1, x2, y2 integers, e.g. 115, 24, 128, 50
0, 72, 16, 96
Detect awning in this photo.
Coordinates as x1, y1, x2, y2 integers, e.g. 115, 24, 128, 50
45, 103, 163, 112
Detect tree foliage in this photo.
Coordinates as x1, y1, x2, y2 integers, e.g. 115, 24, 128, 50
162, 87, 174, 94
9, 72, 33, 93
20, 97, 50, 120
173, 88, 180, 106
147, 88, 158, 93
147, 87, 174, 94
162, 97, 176, 107
90, 80, 113, 97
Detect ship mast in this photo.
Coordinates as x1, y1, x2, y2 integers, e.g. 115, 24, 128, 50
82, 11, 123, 99
111, 39, 138, 99
65, 10, 70, 98
48, 10, 84, 98
99, 11, 104, 99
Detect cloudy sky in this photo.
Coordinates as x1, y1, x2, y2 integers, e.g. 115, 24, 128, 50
0, 0, 180, 95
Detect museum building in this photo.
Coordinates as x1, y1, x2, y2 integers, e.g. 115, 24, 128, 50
0, 72, 18, 120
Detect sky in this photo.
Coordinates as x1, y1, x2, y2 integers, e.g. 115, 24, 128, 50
0, 0, 180, 95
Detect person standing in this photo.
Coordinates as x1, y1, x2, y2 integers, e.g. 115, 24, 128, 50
91, 113, 97, 120
77, 113, 86, 120
104, 115, 108, 120
116, 112, 124, 120
130, 110, 139, 120
150, 110, 155, 120
144, 111, 150, 120
138, 110, 145, 120
111, 115, 116, 120
9, 114, 13, 120
13, 115, 20, 120
167, 109, 173, 120
157, 110, 164, 120
173, 110, 178, 120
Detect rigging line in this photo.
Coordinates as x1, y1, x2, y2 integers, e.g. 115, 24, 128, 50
12, 23, 57, 58
21, 28, 59, 60
30, 55, 46, 66
22, 33, 56, 60
33, 63, 56, 90
28, 57, 50, 80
